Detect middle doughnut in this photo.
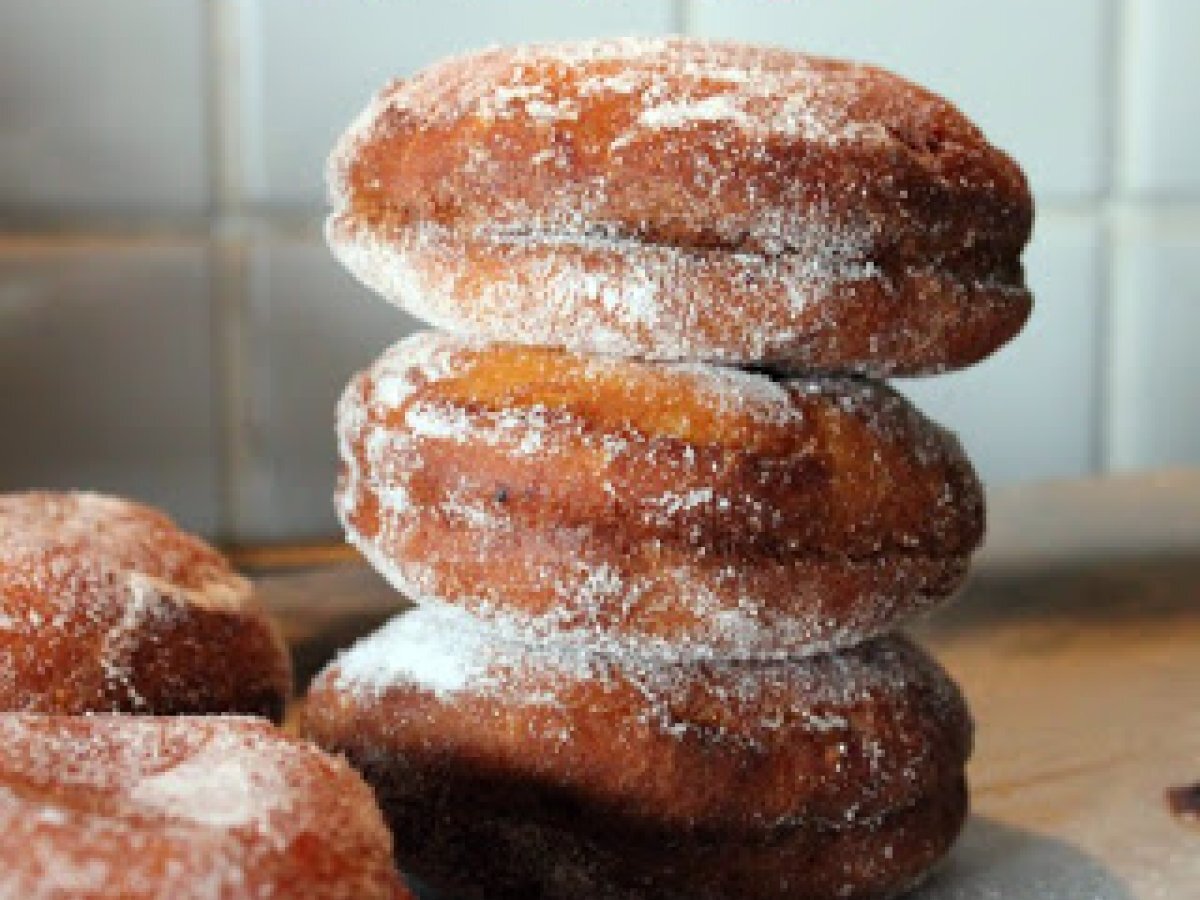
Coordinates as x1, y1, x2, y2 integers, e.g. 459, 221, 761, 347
338, 331, 983, 657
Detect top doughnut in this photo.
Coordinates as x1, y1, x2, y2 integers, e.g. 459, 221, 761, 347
328, 37, 1033, 374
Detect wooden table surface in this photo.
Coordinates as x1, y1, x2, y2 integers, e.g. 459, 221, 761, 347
254, 472, 1200, 900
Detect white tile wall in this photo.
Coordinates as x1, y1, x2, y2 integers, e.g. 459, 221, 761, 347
902, 217, 1104, 485
1122, 0, 1200, 197
0, 2, 208, 211
0, 241, 220, 533
689, 0, 1112, 203
1109, 218, 1200, 469
1, 1, 1197, 539
235, 235, 420, 540
238, 0, 675, 206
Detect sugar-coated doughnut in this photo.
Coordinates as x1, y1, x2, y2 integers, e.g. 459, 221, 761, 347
0, 492, 291, 719
304, 605, 971, 899
336, 332, 983, 657
0, 714, 409, 899
328, 37, 1032, 375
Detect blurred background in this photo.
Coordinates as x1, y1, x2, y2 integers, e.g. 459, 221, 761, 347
1, 0, 1196, 541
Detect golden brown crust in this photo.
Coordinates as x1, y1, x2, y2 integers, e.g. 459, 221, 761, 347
329, 38, 1033, 373
0, 492, 292, 720
336, 334, 983, 655
303, 612, 972, 832
0, 714, 407, 899
344, 481, 968, 655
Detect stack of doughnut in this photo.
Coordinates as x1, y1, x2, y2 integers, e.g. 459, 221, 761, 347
0, 491, 410, 898
306, 37, 1033, 900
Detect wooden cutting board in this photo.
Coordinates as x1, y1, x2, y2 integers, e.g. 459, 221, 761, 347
255, 474, 1200, 900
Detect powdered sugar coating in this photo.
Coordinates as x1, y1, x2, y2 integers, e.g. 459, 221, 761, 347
335, 333, 981, 657
331, 603, 953, 719
0, 492, 249, 611
330, 214, 1031, 373
327, 37, 1032, 372
0, 492, 290, 716
396, 36, 880, 144
332, 601, 512, 699
0, 714, 403, 899
341, 472, 966, 661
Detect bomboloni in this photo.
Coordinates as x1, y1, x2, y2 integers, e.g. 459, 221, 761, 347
328, 38, 1032, 374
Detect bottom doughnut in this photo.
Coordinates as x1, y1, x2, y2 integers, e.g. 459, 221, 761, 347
305, 605, 971, 899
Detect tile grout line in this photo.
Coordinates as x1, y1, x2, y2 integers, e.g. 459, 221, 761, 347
203, 0, 251, 541
673, 0, 693, 34
0, 211, 321, 242
1095, 211, 1117, 476
1108, 0, 1136, 203
1092, 0, 1121, 477
13, 197, 1200, 240
1097, 0, 1139, 475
